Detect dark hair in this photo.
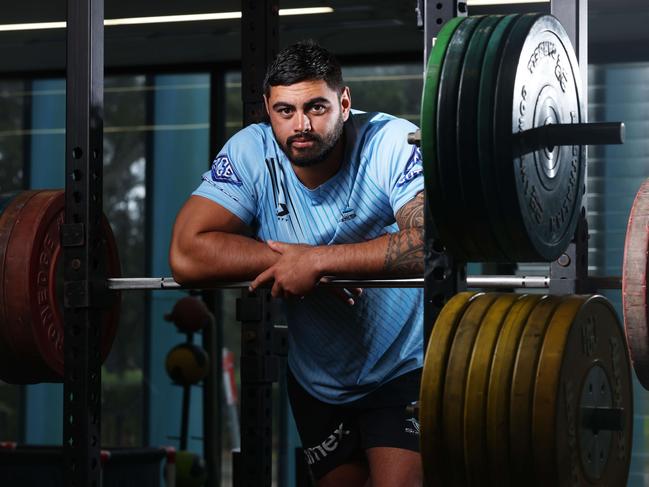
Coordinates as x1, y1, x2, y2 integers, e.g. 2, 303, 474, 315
263, 40, 344, 96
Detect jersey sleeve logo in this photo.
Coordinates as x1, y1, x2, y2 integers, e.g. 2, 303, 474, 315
396, 146, 423, 187
210, 154, 243, 186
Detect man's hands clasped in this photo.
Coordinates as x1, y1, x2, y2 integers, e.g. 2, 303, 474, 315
248, 240, 362, 305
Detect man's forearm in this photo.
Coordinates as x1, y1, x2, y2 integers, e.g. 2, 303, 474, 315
313, 191, 425, 279
384, 227, 426, 275
313, 227, 424, 278
171, 232, 279, 285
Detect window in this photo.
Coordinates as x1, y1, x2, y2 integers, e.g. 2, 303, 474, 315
0, 80, 27, 442
102, 75, 148, 446
343, 64, 423, 125
588, 63, 649, 487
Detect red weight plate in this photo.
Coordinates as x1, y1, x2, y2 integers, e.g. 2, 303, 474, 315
2, 190, 120, 383
5, 191, 64, 381
0, 192, 39, 383
623, 178, 649, 389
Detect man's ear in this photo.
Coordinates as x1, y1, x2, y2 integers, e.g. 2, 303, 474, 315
263, 93, 270, 116
340, 87, 351, 121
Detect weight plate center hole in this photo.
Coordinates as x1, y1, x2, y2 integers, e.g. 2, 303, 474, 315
535, 88, 561, 180
579, 364, 613, 481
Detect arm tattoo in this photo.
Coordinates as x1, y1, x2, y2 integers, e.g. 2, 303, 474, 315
384, 191, 424, 275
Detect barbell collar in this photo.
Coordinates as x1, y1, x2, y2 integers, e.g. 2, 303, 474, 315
514, 122, 625, 158
468, 275, 549, 289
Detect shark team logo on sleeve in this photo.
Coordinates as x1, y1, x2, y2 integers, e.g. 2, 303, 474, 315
210, 154, 243, 186
396, 146, 423, 187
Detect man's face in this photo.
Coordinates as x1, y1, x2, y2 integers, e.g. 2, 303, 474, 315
264, 80, 351, 167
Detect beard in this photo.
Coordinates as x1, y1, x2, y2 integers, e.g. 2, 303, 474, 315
276, 114, 345, 167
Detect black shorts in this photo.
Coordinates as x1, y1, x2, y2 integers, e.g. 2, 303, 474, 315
287, 368, 422, 480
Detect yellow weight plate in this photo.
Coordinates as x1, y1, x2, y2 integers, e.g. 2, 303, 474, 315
509, 295, 564, 484
464, 293, 518, 485
486, 293, 544, 487
533, 295, 633, 486
443, 292, 501, 486
420, 291, 481, 487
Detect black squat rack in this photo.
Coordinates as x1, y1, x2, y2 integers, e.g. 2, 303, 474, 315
60, 1, 594, 487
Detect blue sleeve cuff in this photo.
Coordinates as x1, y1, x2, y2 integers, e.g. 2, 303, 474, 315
192, 180, 255, 225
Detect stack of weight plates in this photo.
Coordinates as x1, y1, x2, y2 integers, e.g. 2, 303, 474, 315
419, 292, 632, 487
0, 190, 121, 383
421, 14, 586, 262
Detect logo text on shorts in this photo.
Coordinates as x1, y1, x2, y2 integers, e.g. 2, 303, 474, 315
405, 417, 420, 435
303, 423, 350, 465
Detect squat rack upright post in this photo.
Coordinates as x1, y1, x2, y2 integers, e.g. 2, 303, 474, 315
547, 0, 589, 295
63, 0, 105, 486
419, 0, 468, 344
234, 2, 280, 487
61, 1, 283, 485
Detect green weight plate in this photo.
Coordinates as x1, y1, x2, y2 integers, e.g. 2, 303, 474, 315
420, 291, 480, 487
463, 293, 518, 485
435, 15, 483, 260
476, 14, 520, 261
533, 296, 633, 486
486, 294, 544, 487
493, 14, 585, 261
456, 15, 509, 262
443, 292, 500, 486
509, 295, 563, 485
420, 16, 464, 246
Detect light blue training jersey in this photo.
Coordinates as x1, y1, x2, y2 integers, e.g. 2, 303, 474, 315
193, 111, 424, 404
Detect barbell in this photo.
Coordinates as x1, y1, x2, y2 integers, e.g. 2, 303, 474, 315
0, 184, 643, 388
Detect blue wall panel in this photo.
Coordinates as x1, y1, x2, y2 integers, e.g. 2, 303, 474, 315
596, 63, 649, 486
25, 78, 66, 444
147, 74, 210, 455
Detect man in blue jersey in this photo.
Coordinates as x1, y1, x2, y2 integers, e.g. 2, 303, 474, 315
170, 40, 424, 487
